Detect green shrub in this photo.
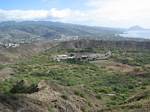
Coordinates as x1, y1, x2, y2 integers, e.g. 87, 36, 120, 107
74, 90, 84, 97
0, 64, 4, 70
93, 86, 112, 94
10, 80, 39, 94
96, 94, 102, 99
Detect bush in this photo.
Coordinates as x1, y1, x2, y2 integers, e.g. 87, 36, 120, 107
61, 94, 68, 100
96, 94, 102, 99
0, 64, 4, 70
96, 87, 112, 94
74, 90, 84, 97
10, 80, 39, 94
133, 67, 142, 72
30, 71, 49, 77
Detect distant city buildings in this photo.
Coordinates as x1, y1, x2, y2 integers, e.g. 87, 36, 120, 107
54, 35, 79, 41
0, 42, 20, 48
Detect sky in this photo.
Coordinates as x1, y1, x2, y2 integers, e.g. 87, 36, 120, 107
0, 0, 150, 28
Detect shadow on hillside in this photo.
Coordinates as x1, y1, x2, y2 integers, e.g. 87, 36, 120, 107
0, 93, 48, 112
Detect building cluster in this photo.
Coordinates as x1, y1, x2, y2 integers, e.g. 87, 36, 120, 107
54, 35, 79, 41
0, 42, 20, 48
53, 51, 112, 62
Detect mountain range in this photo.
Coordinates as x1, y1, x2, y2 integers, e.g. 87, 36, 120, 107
0, 21, 149, 44
128, 25, 146, 31
0, 21, 128, 43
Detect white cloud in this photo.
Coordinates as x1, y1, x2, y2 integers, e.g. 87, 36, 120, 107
0, 0, 150, 28
0, 9, 49, 21
0, 8, 87, 25
85, 0, 150, 27
49, 8, 85, 19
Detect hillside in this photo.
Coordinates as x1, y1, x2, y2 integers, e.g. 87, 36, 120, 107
52, 39, 150, 51
0, 21, 125, 43
0, 41, 57, 63
0, 40, 149, 112
1, 39, 150, 64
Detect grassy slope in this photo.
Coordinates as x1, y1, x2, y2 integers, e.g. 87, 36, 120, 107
0, 48, 150, 112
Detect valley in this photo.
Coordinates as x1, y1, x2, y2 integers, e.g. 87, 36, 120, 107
0, 39, 149, 112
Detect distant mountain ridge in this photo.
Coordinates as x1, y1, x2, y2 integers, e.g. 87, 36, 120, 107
120, 25, 150, 39
129, 25, 145, 31
129, 25, 150, 31
0, 21, 125, 43
0, 21, 149, 43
